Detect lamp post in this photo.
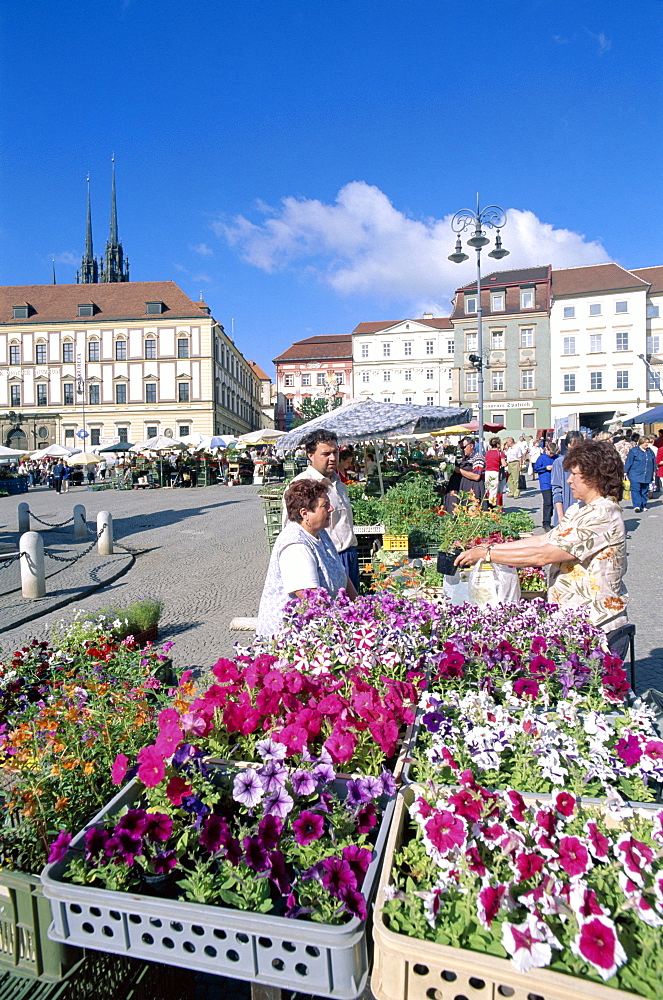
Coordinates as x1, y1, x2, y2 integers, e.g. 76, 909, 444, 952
76, 376, 93, 445
449, 194, 509, 453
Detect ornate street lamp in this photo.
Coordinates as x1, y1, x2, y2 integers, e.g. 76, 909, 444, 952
449, 194, 509, 452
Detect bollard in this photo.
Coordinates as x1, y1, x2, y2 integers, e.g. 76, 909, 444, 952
19, 531, 46, 599
73, 504, 87, 541
97, 510, 114, 555
17, 502, 30, 535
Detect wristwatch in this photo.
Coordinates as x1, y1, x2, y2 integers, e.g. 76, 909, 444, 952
485, 545, 493, 564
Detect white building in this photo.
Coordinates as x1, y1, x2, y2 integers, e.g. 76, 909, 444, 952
550, 264, 651, 435
631, 267, 663, 408
351, 316, 454, 406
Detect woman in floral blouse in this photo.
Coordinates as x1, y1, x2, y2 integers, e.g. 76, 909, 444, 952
456, 440, 629, 658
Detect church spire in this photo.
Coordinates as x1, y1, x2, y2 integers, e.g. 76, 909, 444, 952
100, 156, 130, 283
77, 174, 99, 284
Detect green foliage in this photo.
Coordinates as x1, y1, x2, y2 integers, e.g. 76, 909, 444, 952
291, 395, 343, 427
380, 477, 442, 537
347, 484, 384, 525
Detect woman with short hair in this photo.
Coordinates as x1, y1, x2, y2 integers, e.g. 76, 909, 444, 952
257, 479, 357, 637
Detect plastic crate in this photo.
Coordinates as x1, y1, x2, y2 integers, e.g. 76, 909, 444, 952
263, 509, 283, 527
0, 951, 149, 1000
382, 535, 408, 552
372, 786, 642, 1000
41, 776, 397, 1000
0, 870, 81, 981
354, 525, 385, 535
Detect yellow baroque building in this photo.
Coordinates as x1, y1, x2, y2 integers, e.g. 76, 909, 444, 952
0, 281, 262, 450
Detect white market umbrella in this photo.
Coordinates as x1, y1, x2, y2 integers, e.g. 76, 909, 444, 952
67, 452, 101, 465
0, 445, 31, 458
130, 434, 187, 453
236, 429, 285, 447
30, 444, 78, 459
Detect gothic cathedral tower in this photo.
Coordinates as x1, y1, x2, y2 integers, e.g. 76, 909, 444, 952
77, 158, 130, 284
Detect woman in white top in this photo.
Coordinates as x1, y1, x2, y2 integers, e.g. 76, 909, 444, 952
256, 480, 357, 637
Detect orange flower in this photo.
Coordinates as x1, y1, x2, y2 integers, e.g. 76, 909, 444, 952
83, 762, 94, 776
54, 796, 69, 812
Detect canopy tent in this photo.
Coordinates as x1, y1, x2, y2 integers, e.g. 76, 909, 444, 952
0, 445, 31, 458
622, 403, 663, 426
431, 420, 505, 437
30, 444, 78, 459
183, 434, 238, 451
97, 442, 135, 453
130, 434, 187, 453
275, 400, 471, 454
236, 429, 285, 447
67, 452, 101, 465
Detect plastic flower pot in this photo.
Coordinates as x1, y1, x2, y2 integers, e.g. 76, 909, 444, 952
372, 786, 646, 1000
40, 770, 396, 1000
436, 550, 462, 576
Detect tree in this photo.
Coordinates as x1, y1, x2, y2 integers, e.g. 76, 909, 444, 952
291, 395, 343, 427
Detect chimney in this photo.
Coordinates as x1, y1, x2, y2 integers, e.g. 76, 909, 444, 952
422, 312, 434, 319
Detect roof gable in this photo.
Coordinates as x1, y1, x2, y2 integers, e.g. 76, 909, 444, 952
457, 266, 550, 293
352, 317, 451, 335
631, 266, 663, 294
552, 263, 648, 296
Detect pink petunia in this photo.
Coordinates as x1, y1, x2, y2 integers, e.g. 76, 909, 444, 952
514, 852, 546, 883
447, 789, 483, 823
584, 820, 610, 860
571, 916, 626, 980
137, 744, 166, 788
155, 721, 184, 757
556, 836, 590, 878
179, 712, 207, 736
425, 810, 466, 856
504, 790, 527, 823
477, 884, 508, 928
644, 740, 663, 762
324, 728, 357, 764
554, 791, 576, 819
502, 916, 554, 973
614, 835, 654, 887
513, 677, 540, 700
111, 753, 128, 786
614, 732, 643, 767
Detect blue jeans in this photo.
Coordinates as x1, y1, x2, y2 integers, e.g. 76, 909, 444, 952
629, 479, 650, 509
338, 545, 359, 591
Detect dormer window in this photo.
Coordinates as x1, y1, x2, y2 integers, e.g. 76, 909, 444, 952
12, 304, 29, 320
78, 303, 95, 317
146, 301, 165, 315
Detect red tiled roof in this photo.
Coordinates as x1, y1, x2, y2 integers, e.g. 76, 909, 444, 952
552, 263, 648, 296
0, 281, 212, 325
249, 360, 271, 381
352, 317, 452, 334
631, 267, 663, 294
457, 266, 550, 293
273, 334, 353, 363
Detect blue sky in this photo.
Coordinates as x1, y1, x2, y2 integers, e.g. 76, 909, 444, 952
1, 0, 661, 376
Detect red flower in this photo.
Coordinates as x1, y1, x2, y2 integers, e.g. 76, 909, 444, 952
556, 836, 590, 877
513, 677, 539, 700
514, 852, 546, 882
137, 744, 166, 788
166, 774, 192, 806
477, 884, 508, 928
425, 810, 466, 855
554, 791, 576, 818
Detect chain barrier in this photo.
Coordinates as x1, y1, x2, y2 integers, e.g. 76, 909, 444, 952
43, 522, 107, 566
28, 512, 75, 528
0, 552, 23, 571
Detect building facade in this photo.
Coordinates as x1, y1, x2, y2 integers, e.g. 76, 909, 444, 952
631, 267, 663, 411
0, 281, 261, 451
351, 316, 454, 406
273, 335, 353, 430
249, 361, 276, 429
450, 267, 552, 435
550, 264, 651, 434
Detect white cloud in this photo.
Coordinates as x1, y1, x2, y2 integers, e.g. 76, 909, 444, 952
190, 242, 213, 256
215, 182, 608, 314
55, 251, 78, 267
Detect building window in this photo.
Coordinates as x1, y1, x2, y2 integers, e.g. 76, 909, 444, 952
36, 384, 47, 406
491, 330, 504, 350
63, 383, 74, 405
143, 425, 157, 439
491, 292, 504, 312
145, 383, 157, 403
404, 369, 412, 382
426, 369, 434, 380
78, 303, 94, 317
361, 344, 369, 358
336, 373, 343, 385
521, 289, 534, 309
466, 371, 478, 393
118, 427, 129, 443
284, 374, 294, 387
383, 396, 392, 402
492, 370, 504, 391
89, 385, 100, 405
647, 304, 660, 319
590, 371, 603, 390
616, 331, 629, 352
563, 305, 575, 319
563, 336, 576, 355
520, 328, 534, 348
87, 341, 99, 362
12, 305, 28, 320
178, 382, 190, 402
10, 385, 20, 407
466, 333, 478, 353
64, 428, 74, 443
589, 333, 603, 353
90, 428, 100, 446
383, 371, 391, 382
301, 372, 310, 386
178, 425, 190, 437
115, 340, 127, 361
648, 370, 661, 390
647, 335, 661, 355
522, 412, 536, 429
285, 398, 294, 412
447, 340, 454, 354
425, 340, 434, 355
382, 343, 391, 357
146, 301, 164, 315
115, 384, 127, 404
361, 371, 370, 383
9, 345, 20, 365
145, 339, 157, 359
563, 374, 576, 392
404, 342, 412, 356
62, 342, 74, 363
426, 395, 434, 405
177, 337, 189, 358
616, 370, 629, 389
521, 369, 534, 391
492, 412, 505, 426
316, 373, 325, 386
615, 300, 628, 314
404, 396, 413, 404
465, 296, 477, 313
35, 343, 47, 364
589, 303, 602, 316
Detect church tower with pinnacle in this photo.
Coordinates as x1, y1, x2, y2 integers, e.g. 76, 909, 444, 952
99, 157, 130, 282
77, 176, 99, 283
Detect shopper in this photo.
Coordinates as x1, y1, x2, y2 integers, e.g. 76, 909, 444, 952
51, 460, 65, 494
504, 437, 523, 499
484, 437, 506, 506
337, 446, 355, 484
533, 441, 559, 531
624, 436, 655, 512
444, 438, 485, 512
61, 461, 71, 493
551, 431, 583, 526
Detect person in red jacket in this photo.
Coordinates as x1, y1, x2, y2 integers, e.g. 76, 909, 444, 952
484, 436, 507, 507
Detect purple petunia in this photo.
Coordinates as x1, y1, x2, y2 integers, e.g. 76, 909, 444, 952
143, 812, 173, 842
84, 826, 110, 860
320, 856, 357, 897
115, 809, 148, 835
243, 836, 270, 871
258, 814, 282, 850
342, 844, 372, 885
258, 759, 288, 794
380, 770, 397, 797
199, 813, 228, 853
290, 769, 317, 796
233, 768, 264, 808
180, 796, 210, 829
152, 851, 178, 874
256, 737, 287, 761
47, 830, 72, 864
263, 786, 294, 820
105, 828, 143, 864
292, 810, 325, 846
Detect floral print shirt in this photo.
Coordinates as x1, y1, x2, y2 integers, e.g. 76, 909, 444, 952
547, 497, 628, 632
